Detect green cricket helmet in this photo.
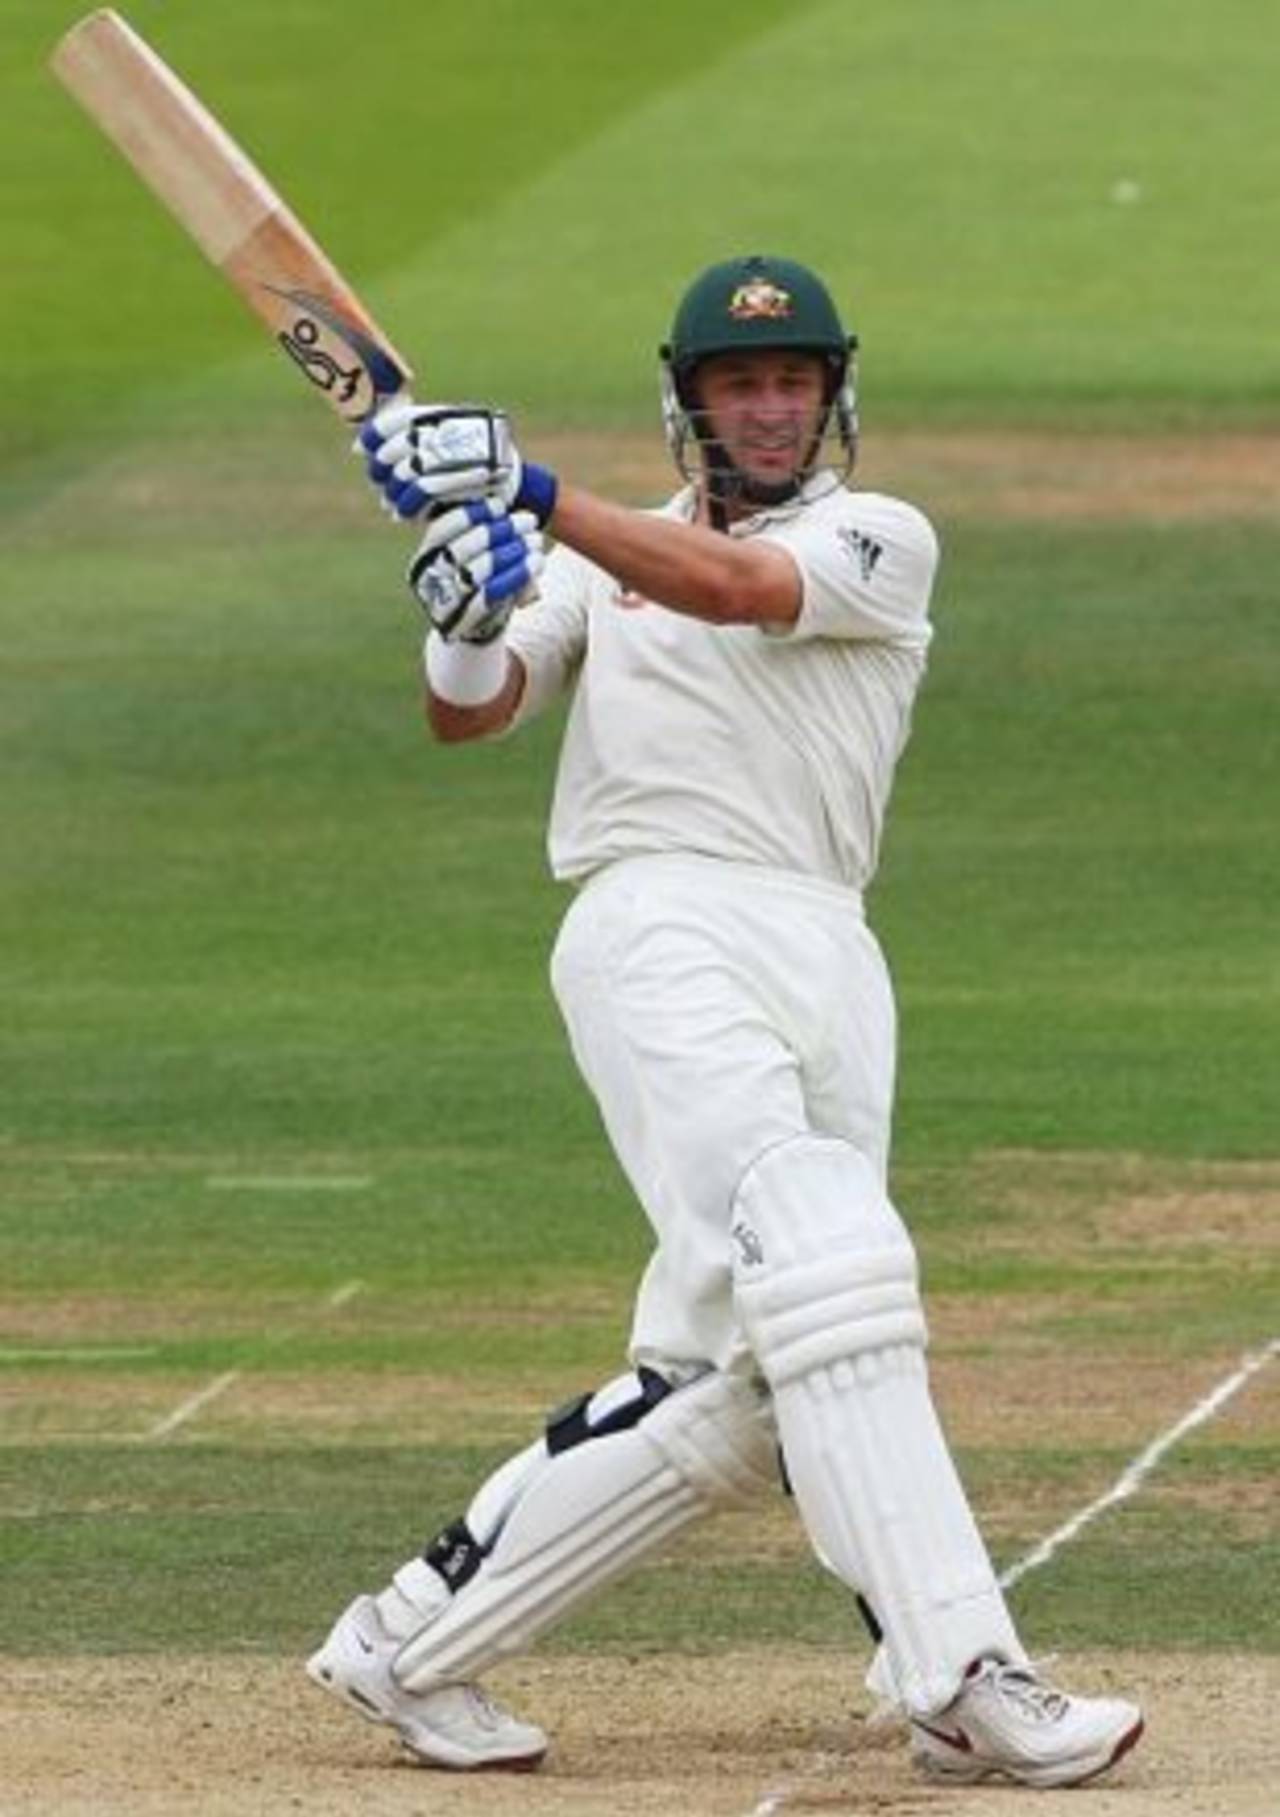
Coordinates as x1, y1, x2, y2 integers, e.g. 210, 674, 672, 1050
659, 254, 860, 505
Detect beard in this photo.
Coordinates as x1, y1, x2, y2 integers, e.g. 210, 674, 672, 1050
699, 437, 809, 511
736, 470, 806, 506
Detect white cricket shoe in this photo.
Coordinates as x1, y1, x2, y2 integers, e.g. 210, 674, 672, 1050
306, 1594, 547, 1771
910, 1657, 1143, 1789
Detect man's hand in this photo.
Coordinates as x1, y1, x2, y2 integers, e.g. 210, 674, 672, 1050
408, 501, 545, 644
360, 400, 558, 525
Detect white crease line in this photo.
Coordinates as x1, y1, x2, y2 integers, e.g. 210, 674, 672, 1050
142, 1370, 241, 1441
204, 1175, 374, 1192
1001, 1335, 1280, 1590
326, 1279, 365, 1308
140, 1280, 371, 1442
0, 1346, 159, 1363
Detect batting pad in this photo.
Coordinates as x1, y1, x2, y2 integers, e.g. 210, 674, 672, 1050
393, 1369, 776, 1693
732, 1135, 1025, 1716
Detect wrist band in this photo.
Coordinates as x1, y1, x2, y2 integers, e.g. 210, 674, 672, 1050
517, 462, 559, 525
424, 632, 508, 706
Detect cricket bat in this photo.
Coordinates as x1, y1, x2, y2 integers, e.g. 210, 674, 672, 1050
50, 9, 412, 424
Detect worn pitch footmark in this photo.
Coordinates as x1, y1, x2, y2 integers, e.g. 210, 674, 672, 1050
141, 1279, 366, 1441
745, 1337, 1280, 1814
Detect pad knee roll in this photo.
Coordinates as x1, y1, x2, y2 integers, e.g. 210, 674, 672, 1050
731, 1134, 926, 1388
393, 1368, 777, 1693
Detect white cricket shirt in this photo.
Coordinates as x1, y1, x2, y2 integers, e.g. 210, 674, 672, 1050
504, 475, 938, 891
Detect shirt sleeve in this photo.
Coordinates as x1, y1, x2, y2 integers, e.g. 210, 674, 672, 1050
761, 492, 939, 646
504, 543, 593, 724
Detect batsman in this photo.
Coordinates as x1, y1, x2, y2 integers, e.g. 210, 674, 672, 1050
307, 254, 1144, 1789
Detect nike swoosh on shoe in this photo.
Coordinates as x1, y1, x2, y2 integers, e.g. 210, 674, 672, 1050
913, 1720, 974, 1754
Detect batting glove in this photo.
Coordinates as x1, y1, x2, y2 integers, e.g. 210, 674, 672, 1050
408, 501, 545, 644
360, 401, 558, 526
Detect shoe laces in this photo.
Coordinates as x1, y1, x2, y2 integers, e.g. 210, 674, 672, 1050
462, 1684, 505, 1725
980, 1660, 1069, 1724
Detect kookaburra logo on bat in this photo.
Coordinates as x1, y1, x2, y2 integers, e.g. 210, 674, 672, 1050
277, 313, 363, 406
268, 286, 407, 422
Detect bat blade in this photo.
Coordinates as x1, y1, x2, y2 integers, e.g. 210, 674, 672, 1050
50, 9, 412, 423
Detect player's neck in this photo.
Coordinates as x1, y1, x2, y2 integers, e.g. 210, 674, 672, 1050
694, 488, 768, 530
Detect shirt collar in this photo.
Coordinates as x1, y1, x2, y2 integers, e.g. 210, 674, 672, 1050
666, 469, 843, 533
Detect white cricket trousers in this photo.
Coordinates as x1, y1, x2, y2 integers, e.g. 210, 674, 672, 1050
550, 853, 898, 1377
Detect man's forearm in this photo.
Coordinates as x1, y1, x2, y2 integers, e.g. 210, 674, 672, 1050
549, 483, 800, 627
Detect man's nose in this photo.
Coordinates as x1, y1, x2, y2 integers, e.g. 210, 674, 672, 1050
747, 387, 795, 415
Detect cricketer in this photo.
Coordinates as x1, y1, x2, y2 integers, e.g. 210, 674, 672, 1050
306, 254, 1145, 1790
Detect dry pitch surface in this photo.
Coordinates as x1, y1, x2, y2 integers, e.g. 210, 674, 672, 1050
1, 1650, 1276, 1816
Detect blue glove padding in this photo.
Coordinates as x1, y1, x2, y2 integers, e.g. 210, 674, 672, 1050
408, 501, 545, 643
359, 400, 558, 525
512, 459, 558, 524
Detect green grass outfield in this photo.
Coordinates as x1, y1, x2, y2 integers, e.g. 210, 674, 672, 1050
2, 0, 1278, 1686
6, 0, 1280, 468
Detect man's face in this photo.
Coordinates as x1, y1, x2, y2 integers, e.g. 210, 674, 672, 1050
693, 350, 828, 502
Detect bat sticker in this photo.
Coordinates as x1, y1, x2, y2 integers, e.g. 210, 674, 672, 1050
268, 286, 408, 421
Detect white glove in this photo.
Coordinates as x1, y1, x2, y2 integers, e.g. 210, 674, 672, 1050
360, 400, 558, 525
408, 501, 545, 643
